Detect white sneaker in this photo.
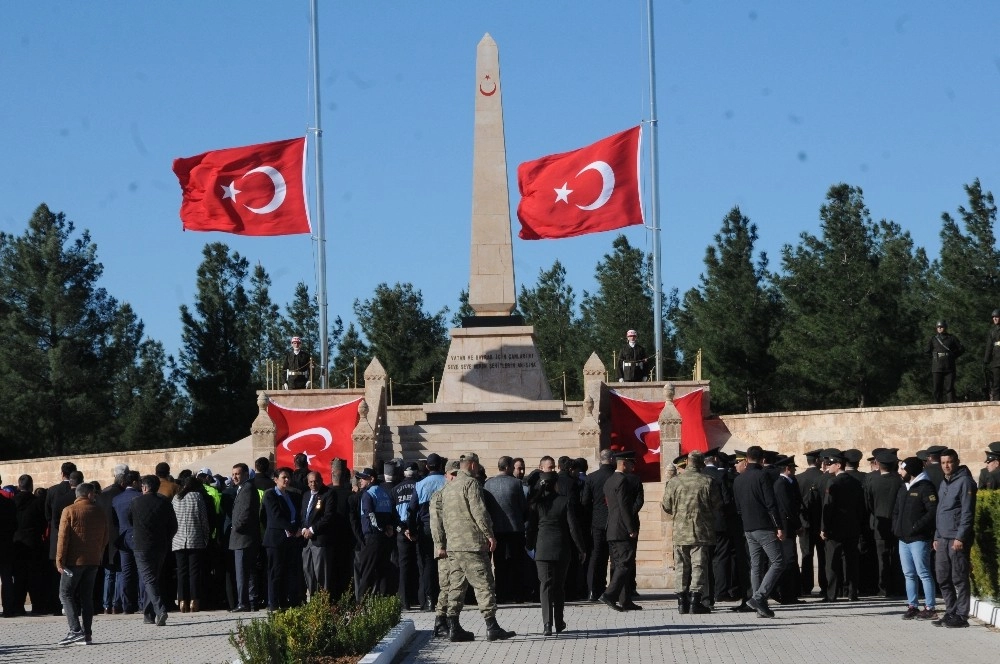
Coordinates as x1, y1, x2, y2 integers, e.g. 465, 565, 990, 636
58, 631, 84, 646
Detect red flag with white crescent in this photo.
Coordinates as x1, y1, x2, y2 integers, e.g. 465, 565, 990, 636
608, 391, 662, 483
267, 398, 360, 484
675, 388, 709, 454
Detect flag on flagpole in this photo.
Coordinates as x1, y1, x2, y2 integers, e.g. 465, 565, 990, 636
172, 137, 311, 236
267, 398, 360, 484
516, 126, 643, 240
608, 391, 662, 482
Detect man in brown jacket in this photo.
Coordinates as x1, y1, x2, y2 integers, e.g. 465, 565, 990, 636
55, 482, 109, 646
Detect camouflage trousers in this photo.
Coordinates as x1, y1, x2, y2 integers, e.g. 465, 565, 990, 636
435, 556, 464, 617
446, 550, 497, 619
674, 544, 711, 596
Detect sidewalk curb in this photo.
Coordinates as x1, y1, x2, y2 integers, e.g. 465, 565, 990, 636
971, 596, 1000, 627
358, 619, 415, 664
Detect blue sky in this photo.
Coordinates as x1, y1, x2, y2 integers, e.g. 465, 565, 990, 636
3, 1, 999, 361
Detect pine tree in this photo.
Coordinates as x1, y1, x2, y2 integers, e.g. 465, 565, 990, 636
354, 283, 448, 405
674, 207, 782, 413
179, 243, 256, 444
928, 179, 1000, 400
330, 322, 371, 389
518, 260, 586, 400
245, 263, 285, 386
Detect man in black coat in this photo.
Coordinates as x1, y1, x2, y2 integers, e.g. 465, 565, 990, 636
228, 463, 261, 612
978, 443, 1000, 490
599, 452, 643, 613
702, 448, 736, 604
732, 446, 784, 618
581, 448, 615, 601
866, 449, 905, 597
796, 449, 827, 598
44, 462, 77, 615
892, 457, 938, 620
262, 467, 302, 610
820, 450, 866, 602
128, 475, 178, 626
927, 319, 964, 403
300, 471, 335, 599
97, 464, 129, 614
772, 456, 802, 604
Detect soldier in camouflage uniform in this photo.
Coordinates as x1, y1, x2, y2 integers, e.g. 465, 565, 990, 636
441, 452, 515, 642
429, 460, 462, 638
661, 450, 722, 614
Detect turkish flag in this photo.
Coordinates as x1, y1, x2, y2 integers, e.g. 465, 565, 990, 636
608, 391, 662, 482
267, 398, 360, 484
675, 389, 709, 455
173, 137, 311, 236
516, 126, 643, 240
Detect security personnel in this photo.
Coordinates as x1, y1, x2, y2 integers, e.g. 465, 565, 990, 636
441, 452, 514, 642
796, 449, 828, 598
617, 330, 648, 382
702, 448, 736, 606
772, 455, 802, 604
984, 310, 1000, 400
865, 449, 905, 597
927, 320, 964, 403
600, 451, 644, 612
820, 449, 866, 602
844, 449, 877, 596
430, 460, 460, 639
355, 468, 394, 599
978, 443, 1000, 490
282, 336, 312, 390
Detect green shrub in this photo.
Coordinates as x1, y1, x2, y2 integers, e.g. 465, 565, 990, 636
228, 590, 402, 664
971, 489, 1000, 603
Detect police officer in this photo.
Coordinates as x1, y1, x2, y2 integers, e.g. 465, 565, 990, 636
441, 453, 514, 642
984, 310, 1000, 400
617, 330, 648, 382
355, 468, 394, 599
927, 320, 964, 403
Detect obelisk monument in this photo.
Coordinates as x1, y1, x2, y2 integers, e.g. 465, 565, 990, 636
431, 34, 556, 410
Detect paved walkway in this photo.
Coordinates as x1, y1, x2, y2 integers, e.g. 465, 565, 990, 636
2, 593, 997, 664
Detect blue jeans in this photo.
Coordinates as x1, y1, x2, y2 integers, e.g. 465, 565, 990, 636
745, 529, 784, 603
898, 539, 934, 609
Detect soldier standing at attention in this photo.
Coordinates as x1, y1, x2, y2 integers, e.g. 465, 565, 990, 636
430, 460, 461, 639
660, 450, 721, 614
979, 443, 1000, 490
617, 330, 648, 382
442, 453, 515, 642
926, 320, 964, 403
983, 310, 1000, 399
282, 336, 312, 390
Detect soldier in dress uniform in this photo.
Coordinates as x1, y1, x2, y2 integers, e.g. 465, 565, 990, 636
616, 330, 648, 382
441, 453, 514, 642
702, 448, 736, 606
772, 455, 802, 604
927, 320, 964, 403
599, 451, 644, 612
282, 336, 312, 389
797, 449, 828, 598
922, 445, 947, 490
844, 449, 877, 596
978, 442, 1000, 490
865, 449, 905, 597
820, 449, 866, 602
983, 310, 1000, 400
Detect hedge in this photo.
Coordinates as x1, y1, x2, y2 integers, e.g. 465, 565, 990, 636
971, 489, 1000, 603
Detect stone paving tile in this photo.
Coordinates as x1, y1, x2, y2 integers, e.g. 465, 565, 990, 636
396, 593, 1000, 664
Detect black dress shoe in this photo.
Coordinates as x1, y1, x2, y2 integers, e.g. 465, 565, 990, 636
621, 602, 643, 611
599, 594, 623, 612
730, 602, 754, 613
543, 623, 553, 636
555, 620, 567, 633
229, 606, 250, 613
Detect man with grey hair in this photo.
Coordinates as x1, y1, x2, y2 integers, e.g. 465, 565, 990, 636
661, 450, 722, 614
98, 464, 129, 614
55, 482, 108, 645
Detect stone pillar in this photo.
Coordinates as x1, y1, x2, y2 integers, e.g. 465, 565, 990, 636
362, 357, 391, 462
352, 399, 375, 472
250, 392, 276, 464
659, 383, 682, 473
577, 394, 602, 465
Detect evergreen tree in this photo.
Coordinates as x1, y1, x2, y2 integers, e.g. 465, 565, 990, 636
179, 243, 256, 444
245, 263, 285, 386
451, 288, 475, 327
928, 179, 1000, 400
579, 235, 656, 378
518, 260, 586, 400
773, 184, 926, 409
674, 207, 782, 413
354, 283, 448, 405
330, 322, 371, 389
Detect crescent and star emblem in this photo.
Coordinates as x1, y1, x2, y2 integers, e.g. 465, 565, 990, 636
220, 165, 288, 215
553, 160, 616, 210
281, 426, 333, 464
479, 74, 497, 96
634, 422, 661, 455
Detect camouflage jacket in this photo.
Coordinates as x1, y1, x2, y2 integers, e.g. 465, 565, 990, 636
660, 468, 721, 546
441, 470, 494, 551
429, 487, 446, 551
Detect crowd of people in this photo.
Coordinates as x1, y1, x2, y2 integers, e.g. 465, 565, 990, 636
662, 442, 997, 628
1, 438, 997, 645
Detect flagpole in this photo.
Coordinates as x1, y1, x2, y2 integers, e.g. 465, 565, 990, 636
645, 0, 663, 381
309, 0, 329, 388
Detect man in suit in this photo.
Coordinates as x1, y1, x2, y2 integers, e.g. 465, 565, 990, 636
599, 451, 643, 612
581, 448, 615, 601
772, 456, 803, 604
128, 475, 178, 626
796, 449, 827, 598
229, 463, 261, 612
263, 467, 302, 610
300, 471, 334, 599
820, 449, 866, 602
44, 462, 77, 615
111, 472, 142, 614
97, 464, 129, 614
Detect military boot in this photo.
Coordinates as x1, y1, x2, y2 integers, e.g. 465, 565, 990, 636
678, 592, 690, 614
448, 616, 475, 642
433, 615, 449, 638
690, 593, 711, 614
485, 616, 515, 641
